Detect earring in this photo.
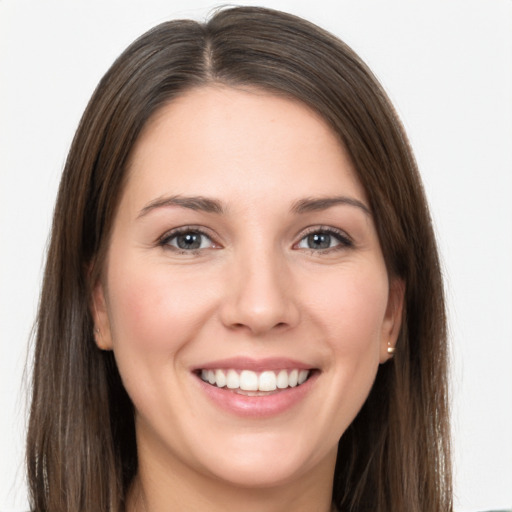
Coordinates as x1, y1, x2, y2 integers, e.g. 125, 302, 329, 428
387, 343, 396, 356
94, 327, 108, 351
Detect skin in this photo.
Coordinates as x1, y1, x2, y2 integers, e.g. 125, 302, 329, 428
92, 86, 404, 512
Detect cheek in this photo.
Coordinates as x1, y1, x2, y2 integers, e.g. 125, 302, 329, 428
104, 260, 219, 417
308, 263, 389, 356
106, 260, 215, 355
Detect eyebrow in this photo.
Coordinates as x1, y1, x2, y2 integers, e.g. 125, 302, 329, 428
291, 196, 371, 215
137, 194, 370, 219
137, 195, 224, 218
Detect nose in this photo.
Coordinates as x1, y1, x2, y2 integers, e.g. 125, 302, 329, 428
219, 249, 300, 336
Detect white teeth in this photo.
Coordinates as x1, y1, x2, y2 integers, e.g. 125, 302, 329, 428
226, 369, 239, 389
258, 371, 277, 391
276, 369, 288, 389
200, 368, 310, 391
215, 369, 226, 388
239, 370, 259, 391
298, 369, 309, 385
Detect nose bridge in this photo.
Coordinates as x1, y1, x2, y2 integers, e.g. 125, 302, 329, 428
221, 238, 299, 334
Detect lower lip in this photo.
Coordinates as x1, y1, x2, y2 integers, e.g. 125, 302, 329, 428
195, 372, 317, 418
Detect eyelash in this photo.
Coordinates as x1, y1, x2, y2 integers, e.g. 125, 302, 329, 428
157, 226, 353, 255
295, 226, 353, 254
158, 227, 216, 255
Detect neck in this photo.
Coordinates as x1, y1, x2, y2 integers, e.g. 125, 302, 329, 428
128, 447, 336, 512
130, 481, 336, 512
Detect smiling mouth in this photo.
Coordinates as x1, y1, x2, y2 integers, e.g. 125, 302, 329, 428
198, 368, 312, 395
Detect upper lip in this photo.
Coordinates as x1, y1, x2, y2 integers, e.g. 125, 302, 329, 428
192, 357, 314, 372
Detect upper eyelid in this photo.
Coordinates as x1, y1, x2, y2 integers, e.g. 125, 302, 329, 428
158, 225, 216, 244
156, 224, 353, 248
158, 228, 220, 254
296, 225, 352, 242
294, 227, 355, 253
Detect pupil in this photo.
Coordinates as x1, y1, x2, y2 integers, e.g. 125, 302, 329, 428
308, 233, 330, 249
177, 233, 201, 250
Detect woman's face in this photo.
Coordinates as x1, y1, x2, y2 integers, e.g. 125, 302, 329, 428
93, 86, 403, 491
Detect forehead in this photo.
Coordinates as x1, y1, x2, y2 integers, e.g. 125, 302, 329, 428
124, 85, 366, 210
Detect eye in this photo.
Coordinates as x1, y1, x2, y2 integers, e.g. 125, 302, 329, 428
160, 229, 215, 252
296, 228, 352, 251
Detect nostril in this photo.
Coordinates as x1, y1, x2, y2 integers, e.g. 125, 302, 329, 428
218, 276, 300, 334
230, 322, 247, 330
229, 320, 290, 333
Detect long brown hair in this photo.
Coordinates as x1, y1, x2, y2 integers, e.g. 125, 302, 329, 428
27, 6, 451, 511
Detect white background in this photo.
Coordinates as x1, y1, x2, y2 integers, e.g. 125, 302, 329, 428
1, 1, 511, 511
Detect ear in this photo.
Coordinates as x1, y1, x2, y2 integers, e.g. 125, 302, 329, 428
379, 277, 405, 363
91, 280, 114, 351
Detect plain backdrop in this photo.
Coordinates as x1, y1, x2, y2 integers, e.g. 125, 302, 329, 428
1, 1, 511, 511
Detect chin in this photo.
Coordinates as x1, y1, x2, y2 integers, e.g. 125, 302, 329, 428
189, 428, 337, 490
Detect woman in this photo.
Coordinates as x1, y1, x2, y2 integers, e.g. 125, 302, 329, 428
26, 6, 452, 512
